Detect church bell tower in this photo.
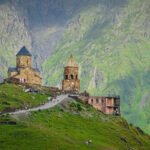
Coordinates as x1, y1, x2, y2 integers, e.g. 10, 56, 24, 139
62, 55, 80, 92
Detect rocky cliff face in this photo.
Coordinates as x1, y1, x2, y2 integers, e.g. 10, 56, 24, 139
0, 0, 150, 134
42, 0, 150, 134
0, 0, 31, 81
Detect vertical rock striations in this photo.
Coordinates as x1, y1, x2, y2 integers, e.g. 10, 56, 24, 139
0, 1, 31, 81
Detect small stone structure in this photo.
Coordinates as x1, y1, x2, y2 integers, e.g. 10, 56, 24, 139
62, 55, 80, 92
5, 46, 42, 85
81, 96, 120, 115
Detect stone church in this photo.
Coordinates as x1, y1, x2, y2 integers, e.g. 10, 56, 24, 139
7, 46, 42, 85
62, 55, 80, 92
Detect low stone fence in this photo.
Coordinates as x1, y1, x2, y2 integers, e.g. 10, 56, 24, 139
3, 78, 88, 96
41, 86, 60, 92
3, 78, 20, 84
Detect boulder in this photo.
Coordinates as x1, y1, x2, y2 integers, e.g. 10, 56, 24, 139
85, 140, 92, 145
25, 89, 30, 93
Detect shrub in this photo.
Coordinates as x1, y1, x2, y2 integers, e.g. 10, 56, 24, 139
69, 102, 83, 111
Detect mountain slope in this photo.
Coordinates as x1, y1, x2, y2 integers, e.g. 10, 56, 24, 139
0, 84, 49, 113
42, 0, 150, 134
0, 95, 150, 150
0, 1, 31, 81
0, 0, 150, 135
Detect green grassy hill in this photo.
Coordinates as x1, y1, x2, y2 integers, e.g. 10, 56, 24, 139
42, 0, 150, 134
0, 0, 150, 138
0, 93, 150, 150
0, 84, 49, 113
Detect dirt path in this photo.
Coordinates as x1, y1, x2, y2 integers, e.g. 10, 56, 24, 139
7, 94, 68, 117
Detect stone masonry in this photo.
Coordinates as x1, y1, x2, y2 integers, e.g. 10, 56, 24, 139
6, 46, 42, 85
62, 55, 80, 92
82, 96, 120, 115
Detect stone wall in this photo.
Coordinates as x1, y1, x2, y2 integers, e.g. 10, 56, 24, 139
8, 70, 17, 78
42, 86, 61, 92
62, 66, 80, 92
4, 78, 20, 84
81, 96, 120, 115
14, 67, 42, 85
16, 55, 31, 68
62, 79, 80, 92
64, 67, 79, 80
35, 71, 40, 77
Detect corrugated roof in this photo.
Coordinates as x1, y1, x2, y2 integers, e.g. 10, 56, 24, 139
8, 67, 18, 72
65, 55, 78, 67
16, 46, 32, 56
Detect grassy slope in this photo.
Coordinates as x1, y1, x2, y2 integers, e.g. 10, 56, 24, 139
42, 0, 150, 134
0, 84, 49, 112
0, 99, 150, 150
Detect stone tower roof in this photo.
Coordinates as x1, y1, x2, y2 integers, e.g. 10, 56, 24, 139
65, 55, 78, 67
16, 46, 32, 56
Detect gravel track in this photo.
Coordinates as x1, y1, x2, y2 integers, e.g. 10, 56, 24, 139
8, 94, 68, 115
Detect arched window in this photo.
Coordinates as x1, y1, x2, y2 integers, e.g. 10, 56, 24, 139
24, 79, 26, 83
71, 75, 73, 79
91, 99, 93, 104
96, 99, 99, 104
65, 75, 68, 79
76, 75, 78, 79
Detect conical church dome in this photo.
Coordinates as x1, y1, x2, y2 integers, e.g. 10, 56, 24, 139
65, 55, 78, 67
16, 46, 32, 56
